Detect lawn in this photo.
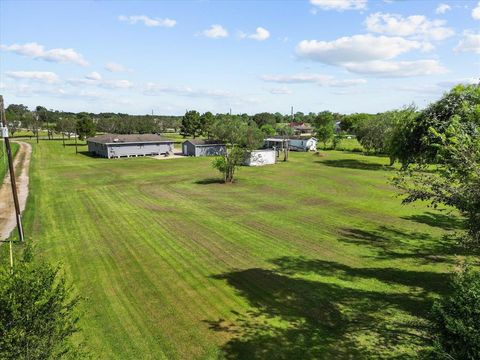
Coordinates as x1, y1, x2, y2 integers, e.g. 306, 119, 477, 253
5, 139, 467, 359
0, 140, 19, 183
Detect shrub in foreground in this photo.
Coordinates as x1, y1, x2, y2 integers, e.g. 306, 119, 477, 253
430, 266, 480, 359
0, 246, 84, 359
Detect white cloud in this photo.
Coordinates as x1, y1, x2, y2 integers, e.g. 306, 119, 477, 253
105, 62, 132, 73
68, 73, 133, 89
296, 34, 425, 64
329, 78, 368, 86
454, 31, 480, 54
243, 27, 270, 41
262, 73, 333, 84
365, 12, 454, 41
343, 59, 447, 77
200, 24, 228, 39
436, 3, 451, 14
437, 77, 478, 88
473, 2, 480, 20
100, 80, 133, 89
6, 71, 60, 83
269, 87, 293, 94
118, 15, 176, 27
0, 42, 89, 66
261, 73, 367, 86
143, 83, 231, 98
310, 0, 367, 11
85, 71, 102, 81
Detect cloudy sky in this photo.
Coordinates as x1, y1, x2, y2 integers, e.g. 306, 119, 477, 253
0, 0, 479, 115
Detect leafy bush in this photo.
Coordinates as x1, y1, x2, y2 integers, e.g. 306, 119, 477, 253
0, 246, 84, 359
430, 266, 480, 360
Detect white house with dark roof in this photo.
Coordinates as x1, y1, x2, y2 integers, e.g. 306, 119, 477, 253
87, 134, 174, 158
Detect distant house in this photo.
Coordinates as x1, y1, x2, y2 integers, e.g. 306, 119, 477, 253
182, 139, 226, 157
87, 134, 174, 158
244, 149, 276, 166
264, 137, 317, 152
290, 122, 313, 135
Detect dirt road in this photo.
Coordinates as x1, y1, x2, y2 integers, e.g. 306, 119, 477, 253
0, 141, 32, 240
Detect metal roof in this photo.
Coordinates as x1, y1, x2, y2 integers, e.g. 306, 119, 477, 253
183, 139, 225, 146
87, 134, 173, 144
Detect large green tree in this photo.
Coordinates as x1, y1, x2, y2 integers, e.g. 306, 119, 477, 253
5, 104, 29, 136
75, 113, 96, 140
394, 84, 480, 246
406, 84, 480, 165
211, 116, 263, 183
313, 111, 335, 148
180, 110, 201, 138
200, 111, 215, 138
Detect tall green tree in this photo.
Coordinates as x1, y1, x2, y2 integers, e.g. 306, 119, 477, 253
260, 124, 276, 137
200, 111, 215, 138
75, 113, 96, 140
180, 110, 201, 138
5, 104, 29, 136
394, 84, 480, 246
211, 116, 263, 183
313, 111, 335, 148
406, 84, 480, 165
394, 117, 480, 246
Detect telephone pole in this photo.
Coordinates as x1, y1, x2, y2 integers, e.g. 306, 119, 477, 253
0, 95, 25, 242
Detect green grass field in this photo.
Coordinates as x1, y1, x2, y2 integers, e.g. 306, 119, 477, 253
0, 140, 19, 183
4, 139, 468, 359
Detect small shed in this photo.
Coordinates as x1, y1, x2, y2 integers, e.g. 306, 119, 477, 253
182, 139, 226, 157
87, 134, 174, 158
244, 149, 276, 166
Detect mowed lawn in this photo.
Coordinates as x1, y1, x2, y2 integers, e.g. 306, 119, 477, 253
14, 140, 466, 359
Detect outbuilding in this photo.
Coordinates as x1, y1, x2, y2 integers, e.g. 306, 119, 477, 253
182, 139, 226, 157
264, 137, 317, 152
87, 134, 174, 159
289, 137, 318, 151
244, 149, 276, 166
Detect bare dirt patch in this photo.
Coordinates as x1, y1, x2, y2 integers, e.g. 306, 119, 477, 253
0, 142, 32, 240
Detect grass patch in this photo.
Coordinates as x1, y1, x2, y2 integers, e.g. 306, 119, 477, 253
2, 139, 470, 359
0, 140, 19, 182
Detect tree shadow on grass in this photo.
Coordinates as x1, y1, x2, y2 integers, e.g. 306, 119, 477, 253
338, 226, 474, 264
64, 143, 87, 147
317, 159, 392, 171
401, 211, 464, 231
76, 151, 98, 158
208, 256, 437, 359
195, 178, 225, 185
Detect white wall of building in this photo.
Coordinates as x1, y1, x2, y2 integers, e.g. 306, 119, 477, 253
244, 149, 276, 166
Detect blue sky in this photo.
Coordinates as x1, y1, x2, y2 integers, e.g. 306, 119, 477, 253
0, 0, 479, 115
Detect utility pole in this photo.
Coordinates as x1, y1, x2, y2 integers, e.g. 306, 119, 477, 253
60, 117, 66, 147
75, 132, 78, 154
0, 95, 25, 242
